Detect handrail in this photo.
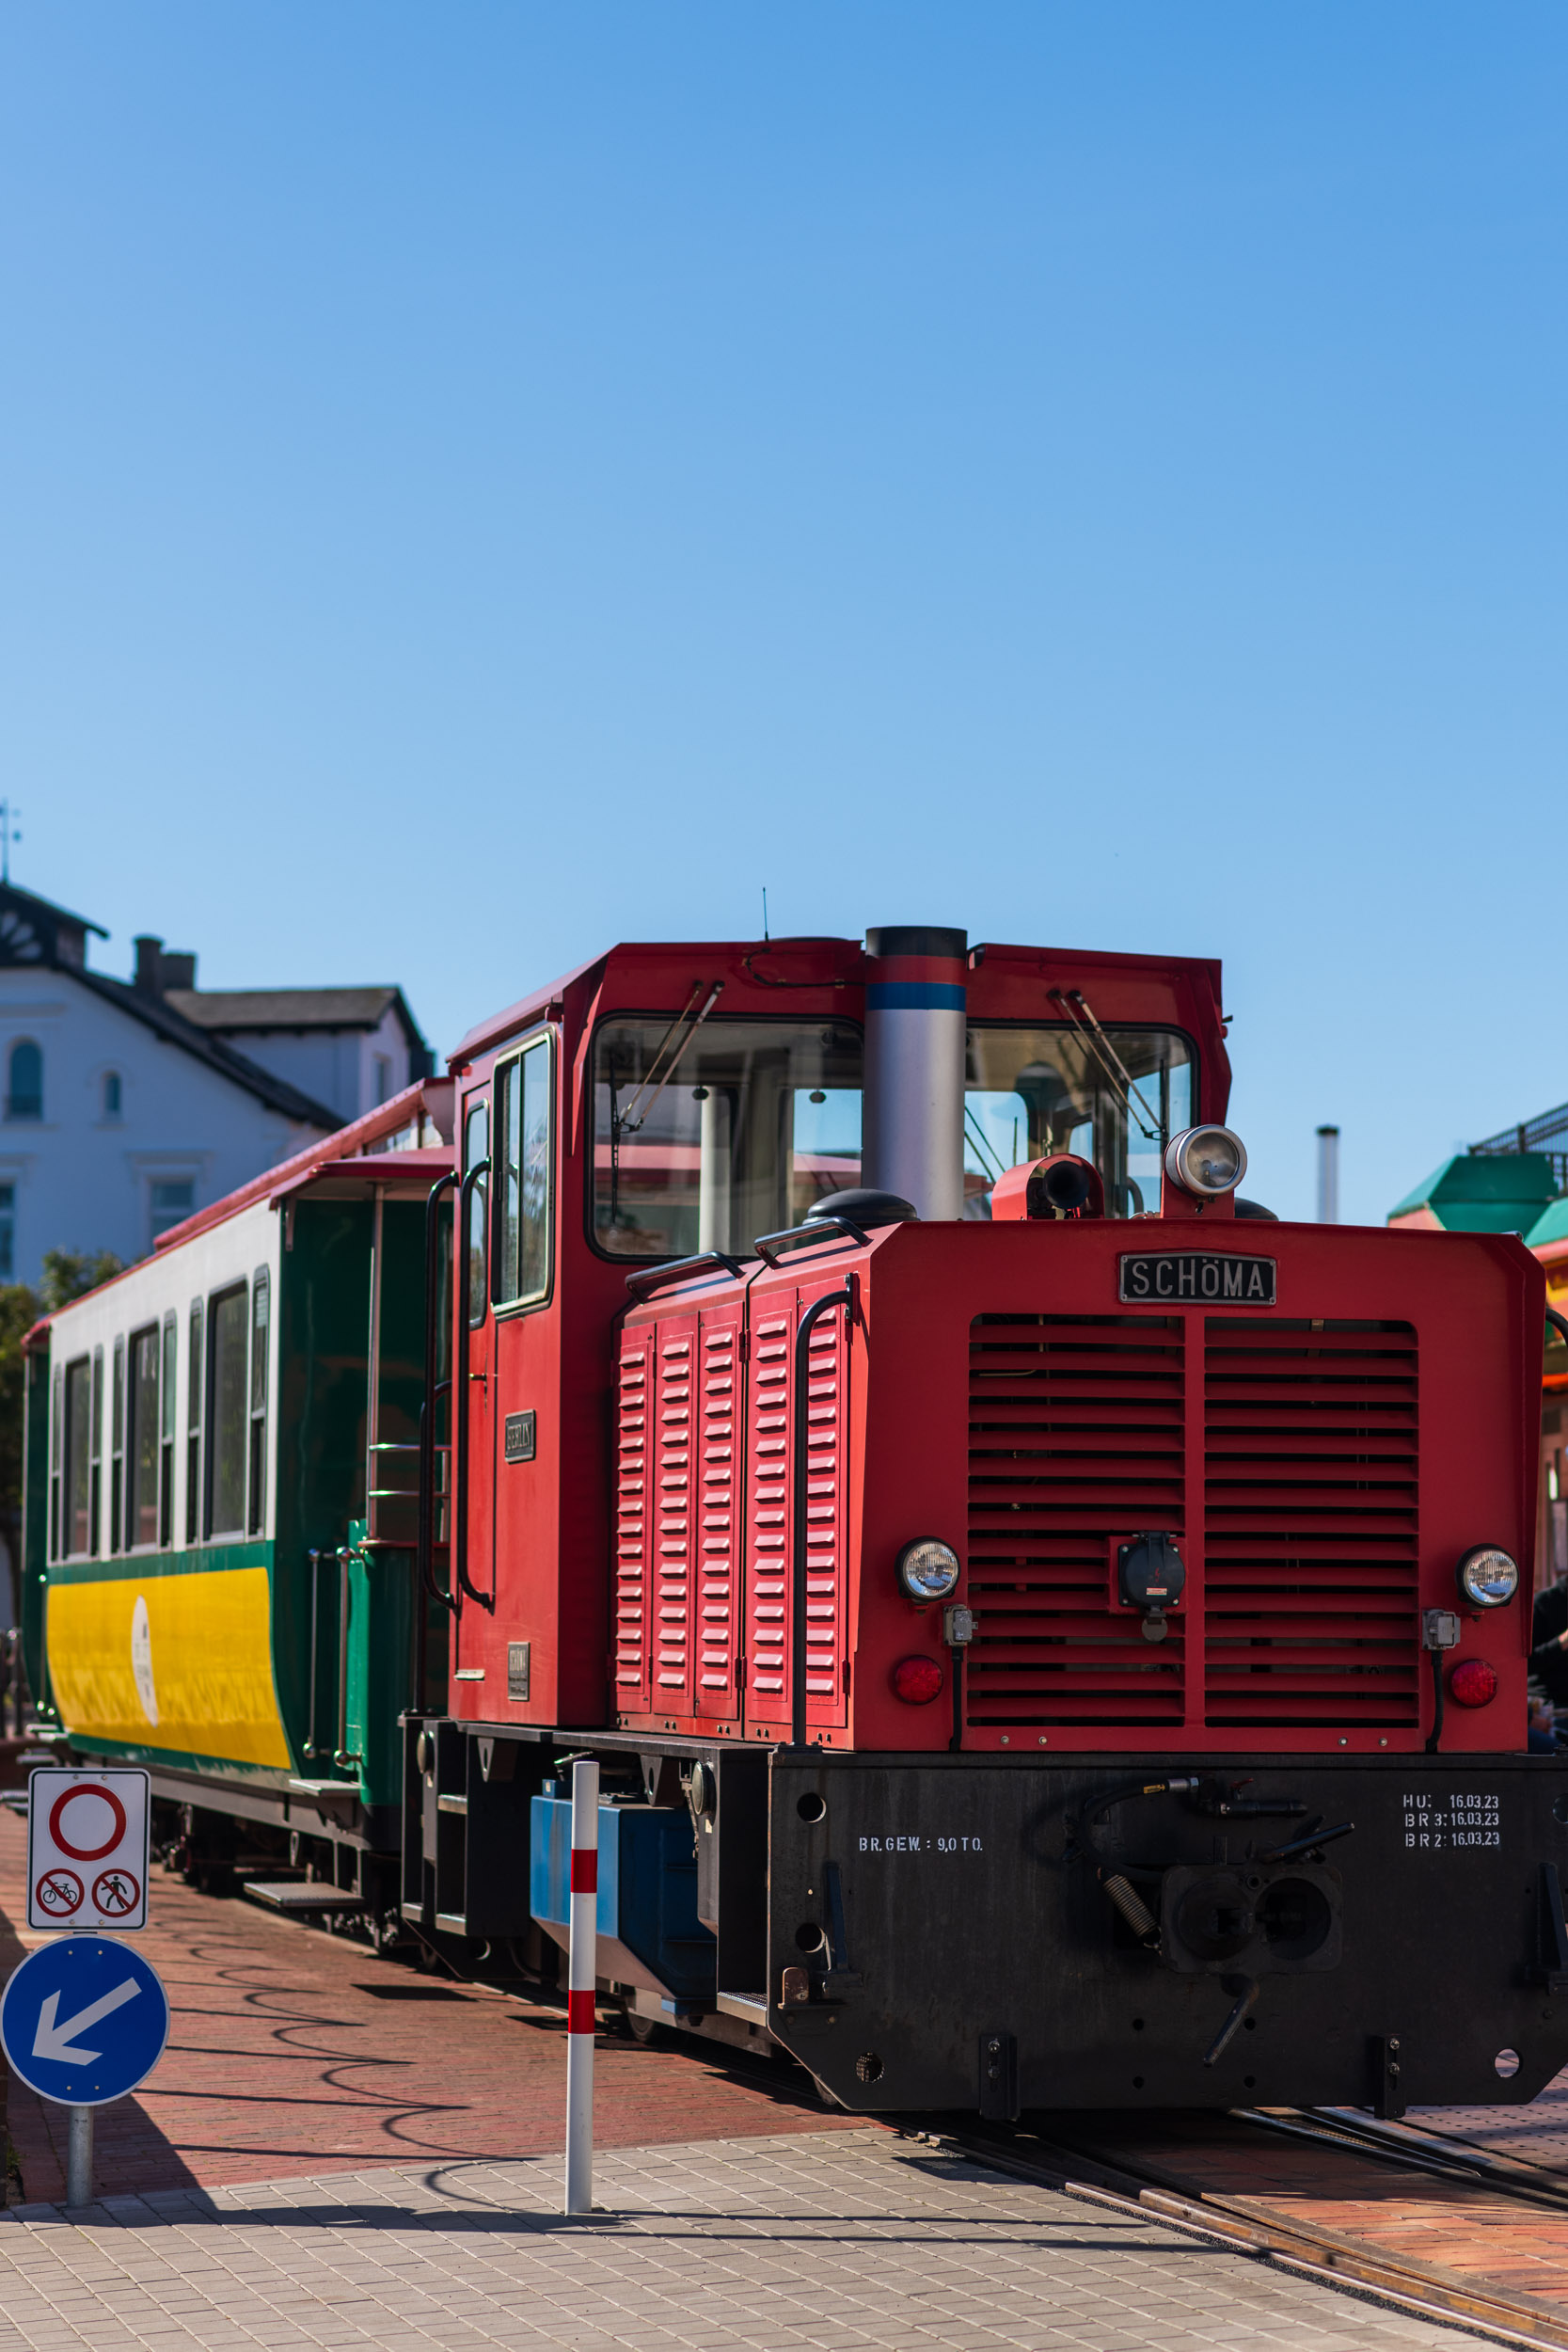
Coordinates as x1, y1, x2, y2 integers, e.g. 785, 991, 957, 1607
625, 1250, 745, 1302
753, 1214, 870, 1270
1549, 1309, 1568, 1350
303, 1549, 324, 1758
790, 1275, 857, 1748
418, 1172, 458, 1624
454, 1157, 493, 1610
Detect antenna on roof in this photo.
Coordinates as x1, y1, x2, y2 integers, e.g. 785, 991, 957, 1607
0, 803, 22, 885
762, 887, 769, 943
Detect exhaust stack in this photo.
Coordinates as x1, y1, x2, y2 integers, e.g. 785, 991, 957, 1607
863, 925, 968, 1219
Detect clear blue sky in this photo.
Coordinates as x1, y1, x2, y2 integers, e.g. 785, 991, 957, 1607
3, 6, 1563, 1223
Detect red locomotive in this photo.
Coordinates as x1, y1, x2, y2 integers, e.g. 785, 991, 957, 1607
404, 923, 1561, 2117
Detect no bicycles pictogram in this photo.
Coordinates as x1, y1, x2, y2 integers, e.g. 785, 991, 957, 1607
92, 1868, 141, 1917
33, 1869, 84, 1918
26, 1769, 150, 1931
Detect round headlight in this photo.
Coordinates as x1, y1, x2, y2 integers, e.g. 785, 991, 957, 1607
1164, 1125, 1247, 1199
896, 1539, 960, 1603
1457, 1546, 1519, 1608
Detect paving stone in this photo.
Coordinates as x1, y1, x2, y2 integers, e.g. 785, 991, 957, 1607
0, 2132, 1497, 2352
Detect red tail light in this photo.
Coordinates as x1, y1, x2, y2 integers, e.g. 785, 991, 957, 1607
892, 1655, 944, 1705
1449, 1659, 1498, 1708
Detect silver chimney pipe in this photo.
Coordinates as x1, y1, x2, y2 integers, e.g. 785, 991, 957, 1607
1316, 1124, 1340, 1224
863, 925, 968, 1219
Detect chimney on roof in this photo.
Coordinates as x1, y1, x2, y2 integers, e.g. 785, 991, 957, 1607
133, 936, 198, 995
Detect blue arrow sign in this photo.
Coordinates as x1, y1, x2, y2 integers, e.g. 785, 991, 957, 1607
0, 1937, 169, 2107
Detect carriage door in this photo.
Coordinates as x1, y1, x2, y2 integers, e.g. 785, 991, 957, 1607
454, 1090, 496, 1659
489, 1034, 553, 1719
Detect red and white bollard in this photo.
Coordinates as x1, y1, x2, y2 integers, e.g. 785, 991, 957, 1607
564, 1756, 599, 2214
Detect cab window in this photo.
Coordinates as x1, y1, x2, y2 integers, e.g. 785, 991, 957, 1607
495, 1036, 552, 1309
592, 1018, 862, 1260
465, 1101, 488, 1325
964, 1025, 1195, 1218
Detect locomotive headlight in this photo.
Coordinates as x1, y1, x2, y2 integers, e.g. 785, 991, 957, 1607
1164, 1125, 1248, 1200
896, 1538, 961, 1603
1456, 1546, 1520, 1608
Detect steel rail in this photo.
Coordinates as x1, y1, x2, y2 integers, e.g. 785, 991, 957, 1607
933, 2120, 1568, 2352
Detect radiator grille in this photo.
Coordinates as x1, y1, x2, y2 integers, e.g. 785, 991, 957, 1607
697, 1319, 738, 1710
1203, 1318, 1419, 1728
965, 1310, 1421, 1737
966, 1315, 1187, 1726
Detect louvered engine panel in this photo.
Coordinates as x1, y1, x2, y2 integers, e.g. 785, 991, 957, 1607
695, 1307, 743, 1724
653, 1326, 697, 1710
965, 1314, 1187, 1727
746, 1311, 792, 1714
745, 1293, 850, 1733
801, 1306, 849, 1727
612, 1338, 651, 1707
1203, 1319, 1419, 1728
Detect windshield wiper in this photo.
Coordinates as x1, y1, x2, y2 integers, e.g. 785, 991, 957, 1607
1050, 988, 1166, 1148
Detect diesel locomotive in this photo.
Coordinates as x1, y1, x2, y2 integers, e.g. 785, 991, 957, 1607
24, 925, 1568, 2120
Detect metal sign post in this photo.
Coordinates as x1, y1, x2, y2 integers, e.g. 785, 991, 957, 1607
563, 1756, 599, 2215
18, 1768, 156, 2206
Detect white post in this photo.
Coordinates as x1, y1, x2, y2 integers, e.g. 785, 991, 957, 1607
66, 2105, 92, 2209
1316, 1125, 1340, 1224
563, 1756, 599, 2215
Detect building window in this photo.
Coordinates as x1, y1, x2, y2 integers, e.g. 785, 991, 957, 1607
128, 1326, 161, 1549
186, 1298, 202, 1545
207, 1284, 248, 1537
109, 1337, 125, 1553
374, 1055, 392, 1105
0, 1183, 14, 1280
150, 1179, 195, 1245
160, 1312, 177, 1548
103, 1072, 122, 1120
247, 1270, 269, 1536
7, 1041, 41, 1121
64, 1357, 92, 1556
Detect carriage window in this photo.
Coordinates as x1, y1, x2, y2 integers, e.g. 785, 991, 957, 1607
128, 1326, 160, 1548
89, 1345, 103, 1556
109, 1336, 125, 1553
64, 1356, 91, 1556
185, 1298, 202, 1544
495, 1038, 552, 1307
465, 1101, 488, 1325
593, 1018, 863, 1260
207, 1284, 248, 1537
963, 1026, 1195, 1219
49, 1364, 64, 1561
247, 1271, 269, 1535
160, 1313, 177, 1547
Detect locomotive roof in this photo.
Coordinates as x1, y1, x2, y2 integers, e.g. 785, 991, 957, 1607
447, 935, 1227, 1071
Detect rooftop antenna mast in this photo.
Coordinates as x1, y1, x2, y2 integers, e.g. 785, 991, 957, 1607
0, 802, 22, 885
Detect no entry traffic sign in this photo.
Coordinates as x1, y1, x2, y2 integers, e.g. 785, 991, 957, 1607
27, 1771, 150, 1931
0, 1936, 168, 2107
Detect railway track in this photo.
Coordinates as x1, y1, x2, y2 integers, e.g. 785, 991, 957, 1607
910, 2106, 1568, 2352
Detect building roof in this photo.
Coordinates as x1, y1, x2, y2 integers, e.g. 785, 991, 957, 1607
73, 970, 343, 1130
1528, 1197, 1568, 1250
166, 984, 427, 1051
1387, 1152, 1562, 1233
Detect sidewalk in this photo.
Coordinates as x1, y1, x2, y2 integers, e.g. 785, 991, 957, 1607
0, 2128, 1491, 2352
0, 1814, 857, 2201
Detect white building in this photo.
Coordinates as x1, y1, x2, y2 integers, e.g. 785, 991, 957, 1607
0, 882, 432, 1282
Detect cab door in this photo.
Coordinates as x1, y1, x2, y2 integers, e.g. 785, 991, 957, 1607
454, 1089, 496, 1684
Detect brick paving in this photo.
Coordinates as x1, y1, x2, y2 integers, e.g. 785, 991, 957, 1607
0, 1814, 861, 2203
0, 2129, 1497, 2352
